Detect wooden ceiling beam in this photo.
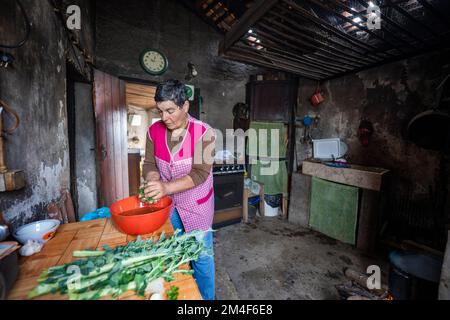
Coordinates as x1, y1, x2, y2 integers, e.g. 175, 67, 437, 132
240, 40, 347, 73
260, 16, 378, 64
268, 8, 382, 60
224, 49, 324, 80
384, 0, 441, 39
416, 0, 450, 29
247, 27, 361, 70
255, 24, 366, 68
233, 43, 333, 77
219, 0, 279, 55
282, 0, 389, 58
325, 0, 417, 50
303, 0, 406, 55
353, 0, 428, 46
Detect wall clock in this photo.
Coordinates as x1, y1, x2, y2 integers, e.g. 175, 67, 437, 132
139, 49, 168, 75
185, 85, 195, 101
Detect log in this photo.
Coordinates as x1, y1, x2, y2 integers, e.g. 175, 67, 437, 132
343, 268, 389, 293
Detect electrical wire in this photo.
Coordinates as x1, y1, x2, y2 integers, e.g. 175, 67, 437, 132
0, 0, 31, 49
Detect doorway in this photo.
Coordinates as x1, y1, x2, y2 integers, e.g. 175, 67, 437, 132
66, 64, 98, 219
125, 82, 159, 196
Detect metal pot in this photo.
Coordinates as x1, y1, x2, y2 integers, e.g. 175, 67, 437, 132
407, 109, 450, 151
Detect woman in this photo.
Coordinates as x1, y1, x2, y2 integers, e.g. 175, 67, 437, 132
141, 79, 216, 300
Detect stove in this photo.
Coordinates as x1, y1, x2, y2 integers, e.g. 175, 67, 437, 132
213, 164, 245, 176
212, 163, 245, 228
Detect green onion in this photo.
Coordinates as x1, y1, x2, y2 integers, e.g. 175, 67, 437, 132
28, 230, 212, 300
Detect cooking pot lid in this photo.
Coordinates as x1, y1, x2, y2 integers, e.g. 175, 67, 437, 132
407, 110, 450, 151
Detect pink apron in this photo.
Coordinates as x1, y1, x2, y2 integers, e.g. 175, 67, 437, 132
148, 116, 214, 232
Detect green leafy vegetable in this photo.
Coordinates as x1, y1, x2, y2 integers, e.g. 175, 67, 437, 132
167, 286, 179, 300
139, 188, 155, 204
28, 229, 213, 300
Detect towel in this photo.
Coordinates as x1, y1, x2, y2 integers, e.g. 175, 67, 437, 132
309, 177, 359, 245
247, 121, 288, 196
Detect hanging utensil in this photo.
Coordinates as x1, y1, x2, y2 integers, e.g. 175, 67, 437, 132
310, 82, 325, 107
407, 75, 450, 151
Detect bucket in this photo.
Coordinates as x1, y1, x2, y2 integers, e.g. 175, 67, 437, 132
264, 200, 279, 217
388, 250, 443, 300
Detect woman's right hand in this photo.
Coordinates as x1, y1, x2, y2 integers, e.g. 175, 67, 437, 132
139, 181, 159, 205
140, 171, 161, 204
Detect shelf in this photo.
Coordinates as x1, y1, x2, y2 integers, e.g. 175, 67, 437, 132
302, 160, 389, 191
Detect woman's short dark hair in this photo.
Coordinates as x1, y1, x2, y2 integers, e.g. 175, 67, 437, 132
155, 79, 187, 107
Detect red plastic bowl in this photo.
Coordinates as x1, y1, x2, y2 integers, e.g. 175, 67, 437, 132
110, 196, 173, 235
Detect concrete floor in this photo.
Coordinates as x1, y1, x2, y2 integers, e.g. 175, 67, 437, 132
214, 216, 388, 300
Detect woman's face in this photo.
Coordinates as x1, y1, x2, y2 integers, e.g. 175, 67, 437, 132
156, 100, 189, 131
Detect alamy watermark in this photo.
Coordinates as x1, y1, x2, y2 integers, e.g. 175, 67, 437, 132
366, 3, 382, 30
66, 3, 381, 31
167, 127, 283, 176
366, 265, 381, 290
66, 5, 81, 30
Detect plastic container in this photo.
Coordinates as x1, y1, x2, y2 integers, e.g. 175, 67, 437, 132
110, 196, 173, 235
264, 200, 279, 217
264, 194, 282, 208
13, 220, 60, 244
80, 207, 111, 222
388, 250, 443, 300
313, 138, 348, 160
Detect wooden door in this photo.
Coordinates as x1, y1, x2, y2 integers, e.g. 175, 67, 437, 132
128, 153, 141, 197
247, 79, 298, 174
93, 70, 129, 206
247, 80, 297, 122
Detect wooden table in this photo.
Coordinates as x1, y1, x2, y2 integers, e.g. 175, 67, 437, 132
242, 180, 289, 222
243, 183, 265, 223
8, 218, 202, 300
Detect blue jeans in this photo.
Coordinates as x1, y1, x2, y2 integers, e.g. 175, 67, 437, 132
170, 208, 215, 300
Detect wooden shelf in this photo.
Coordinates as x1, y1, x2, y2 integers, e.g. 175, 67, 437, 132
302, 160, 389, 191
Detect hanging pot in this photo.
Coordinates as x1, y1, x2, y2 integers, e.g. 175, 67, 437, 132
310, 81, 325, 106
407, 109, 450, 151
311, 89, 325, 106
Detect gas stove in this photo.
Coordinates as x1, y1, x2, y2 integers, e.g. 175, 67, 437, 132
212, 164, 245, 176
212, 163, 245, 228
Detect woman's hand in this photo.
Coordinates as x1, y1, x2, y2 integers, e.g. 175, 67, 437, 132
144, 180, 169, 201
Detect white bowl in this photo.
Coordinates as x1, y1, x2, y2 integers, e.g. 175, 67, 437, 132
13, 220, 61, 244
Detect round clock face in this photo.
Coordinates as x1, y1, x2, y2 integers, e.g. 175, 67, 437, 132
140, 49, 168, 75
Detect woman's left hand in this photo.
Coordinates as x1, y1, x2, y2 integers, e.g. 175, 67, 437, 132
144, 181, 169, 200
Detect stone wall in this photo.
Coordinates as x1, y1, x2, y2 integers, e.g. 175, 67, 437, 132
0, 0, 95, 227
295, 49, 450, 247
95, 0, 262, 135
